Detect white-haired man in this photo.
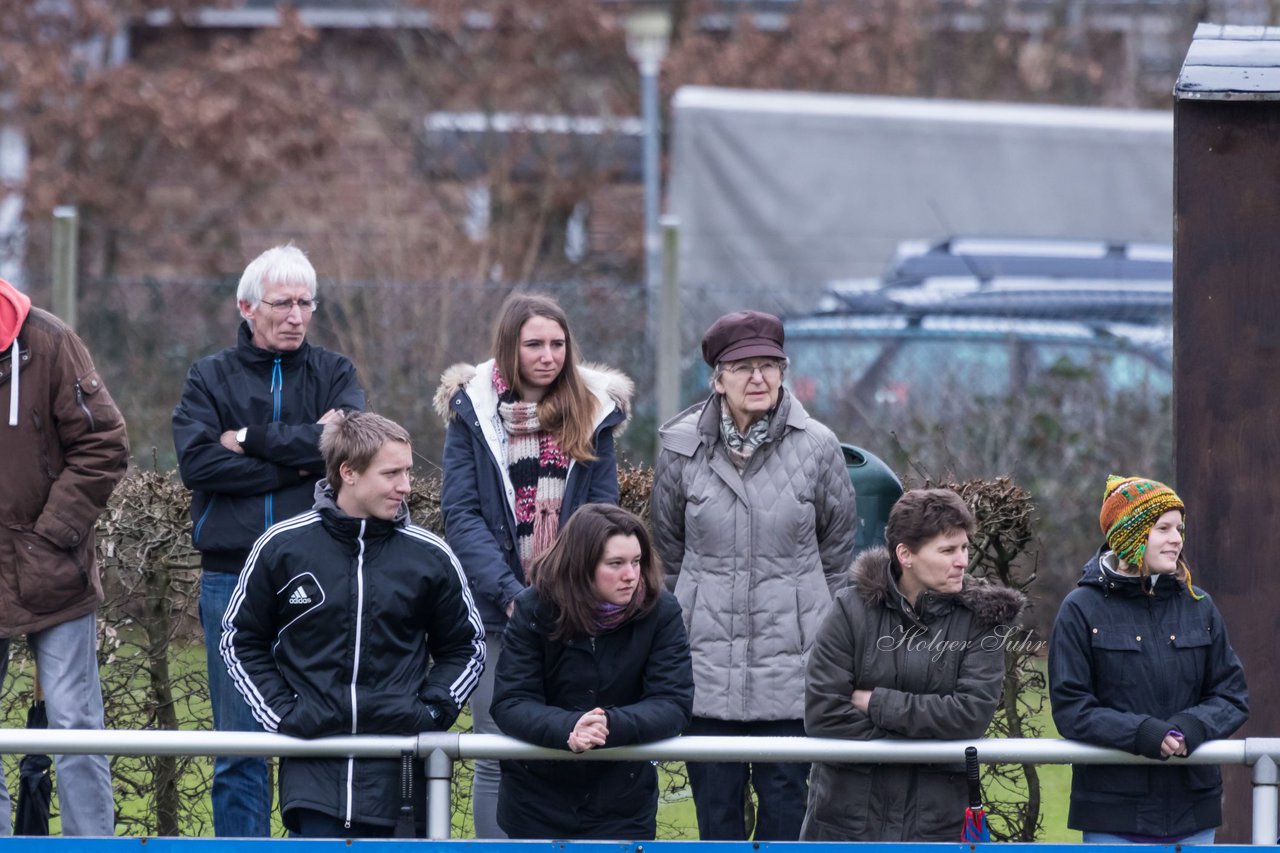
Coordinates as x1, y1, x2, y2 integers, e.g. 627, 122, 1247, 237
172, 244, 365, 836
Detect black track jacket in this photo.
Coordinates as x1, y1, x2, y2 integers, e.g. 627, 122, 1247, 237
221, 483, 486, 829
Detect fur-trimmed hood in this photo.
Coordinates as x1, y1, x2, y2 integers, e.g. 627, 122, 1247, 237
433, 359, 634, 435
850, 545, 1025, 629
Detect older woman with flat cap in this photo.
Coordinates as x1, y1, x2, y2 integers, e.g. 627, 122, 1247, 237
651, 310, 857, 841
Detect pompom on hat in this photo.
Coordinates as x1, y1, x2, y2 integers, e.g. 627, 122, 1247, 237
1099, 474, 1201, 598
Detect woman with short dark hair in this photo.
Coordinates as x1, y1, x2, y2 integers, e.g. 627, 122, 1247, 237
802, 488, 1024, 841
491, 503, 694, 840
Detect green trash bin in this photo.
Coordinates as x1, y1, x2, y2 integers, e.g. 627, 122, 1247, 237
841, 444, 903, 558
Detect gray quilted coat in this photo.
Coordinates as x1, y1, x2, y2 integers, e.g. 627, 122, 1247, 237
651, 390, 857, 720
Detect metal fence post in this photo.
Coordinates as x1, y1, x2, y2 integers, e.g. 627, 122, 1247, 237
1253, 753, 1278, 845
424, 743, 455, 840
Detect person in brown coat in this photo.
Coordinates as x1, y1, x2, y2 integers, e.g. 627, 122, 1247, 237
802, 489, 1023, 842
0, 277, 129, 836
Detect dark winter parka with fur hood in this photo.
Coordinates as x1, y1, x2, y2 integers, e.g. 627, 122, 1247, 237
434, 360, 632, 630
802, 546, 1025, 842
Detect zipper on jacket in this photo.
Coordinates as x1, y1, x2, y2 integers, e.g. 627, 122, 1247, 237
270, 357, 283, 420
345, 521, 368, 829
192, 495, 217, 545
264, 357, 283, 531
74, 382, 96, 431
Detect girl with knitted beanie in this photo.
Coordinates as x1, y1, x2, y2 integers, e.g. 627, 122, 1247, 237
1049, 475, 1248, 844
434, 292, 633, 838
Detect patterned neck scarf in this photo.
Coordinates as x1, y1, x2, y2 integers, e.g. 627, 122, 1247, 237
494, 365, 569, 569
719, 402, 771, 471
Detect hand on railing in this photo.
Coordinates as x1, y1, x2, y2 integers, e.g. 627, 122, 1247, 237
568, 708, 609, 753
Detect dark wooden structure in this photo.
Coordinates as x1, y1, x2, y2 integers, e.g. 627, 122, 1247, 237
1175, 23, 1280, 844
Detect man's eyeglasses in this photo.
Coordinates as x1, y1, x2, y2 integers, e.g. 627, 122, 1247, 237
262, 298, 318, 315
725, 360, 782, 379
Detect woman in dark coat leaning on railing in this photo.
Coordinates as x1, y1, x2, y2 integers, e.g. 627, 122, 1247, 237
802, 488, 1024, 842
1049, 475, 1247, 845
491, 503, 694, 840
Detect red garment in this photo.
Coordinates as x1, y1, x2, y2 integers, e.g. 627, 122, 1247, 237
0, 277, 31, 349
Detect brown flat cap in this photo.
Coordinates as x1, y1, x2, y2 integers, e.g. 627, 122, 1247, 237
701, 310, 786, 367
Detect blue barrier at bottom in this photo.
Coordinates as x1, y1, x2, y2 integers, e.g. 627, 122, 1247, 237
0, 842, 1247, 850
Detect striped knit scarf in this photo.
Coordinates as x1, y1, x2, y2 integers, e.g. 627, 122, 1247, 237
494, 365, 569, 569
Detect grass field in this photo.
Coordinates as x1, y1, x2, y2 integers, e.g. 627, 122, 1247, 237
5, 645, 1079, 840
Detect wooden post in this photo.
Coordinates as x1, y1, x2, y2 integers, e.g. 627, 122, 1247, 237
51, 206, 78, 330
1174, 24, 1280, 844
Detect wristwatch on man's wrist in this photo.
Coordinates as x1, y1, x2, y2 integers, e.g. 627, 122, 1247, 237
235, 427, 248, 446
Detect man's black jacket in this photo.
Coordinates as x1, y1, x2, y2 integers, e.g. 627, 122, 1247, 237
172, 322, 364, 572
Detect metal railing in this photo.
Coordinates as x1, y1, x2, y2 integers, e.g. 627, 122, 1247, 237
2, 729, 1274, 844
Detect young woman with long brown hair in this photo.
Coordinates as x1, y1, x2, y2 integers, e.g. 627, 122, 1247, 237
434, 292, 633, 838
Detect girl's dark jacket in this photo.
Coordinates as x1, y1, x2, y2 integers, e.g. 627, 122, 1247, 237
221, 482, 486, 830
1049, 548, 1248, 838
802, 546, 1024, 842
491, 586, 694, 840
434, 360, 632, 629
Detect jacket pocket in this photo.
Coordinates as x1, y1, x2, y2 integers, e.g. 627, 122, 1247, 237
1186, 764, 1222, 792
601, 762, 654, 817
911, 768, 967, 839
796, 573, 832, 652
1170, 625, 1212, 691
1172, 626, 1212, 649
278, 696, 329, 738
1090, 626, 1142, 692
9, 526, 89, 614
675, 580, 699, 637
804, 763, 872, 838
1076, 763, 1151, 796
1090, 627, 1141, 651
73, 368, 119, 434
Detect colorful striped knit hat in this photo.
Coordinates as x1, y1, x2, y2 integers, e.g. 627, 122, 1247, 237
1099, 474, 1186, 574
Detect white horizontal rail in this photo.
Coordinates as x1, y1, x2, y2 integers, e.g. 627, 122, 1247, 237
0, 731, 1270, 843
458, 733, 1245, 765
0, 729, 1251, 765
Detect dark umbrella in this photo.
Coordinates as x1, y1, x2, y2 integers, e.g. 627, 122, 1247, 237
14, 673, 51, 836
961, 745, 990, 843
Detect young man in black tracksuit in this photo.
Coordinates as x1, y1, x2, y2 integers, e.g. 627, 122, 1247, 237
221, 412, 486, 838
